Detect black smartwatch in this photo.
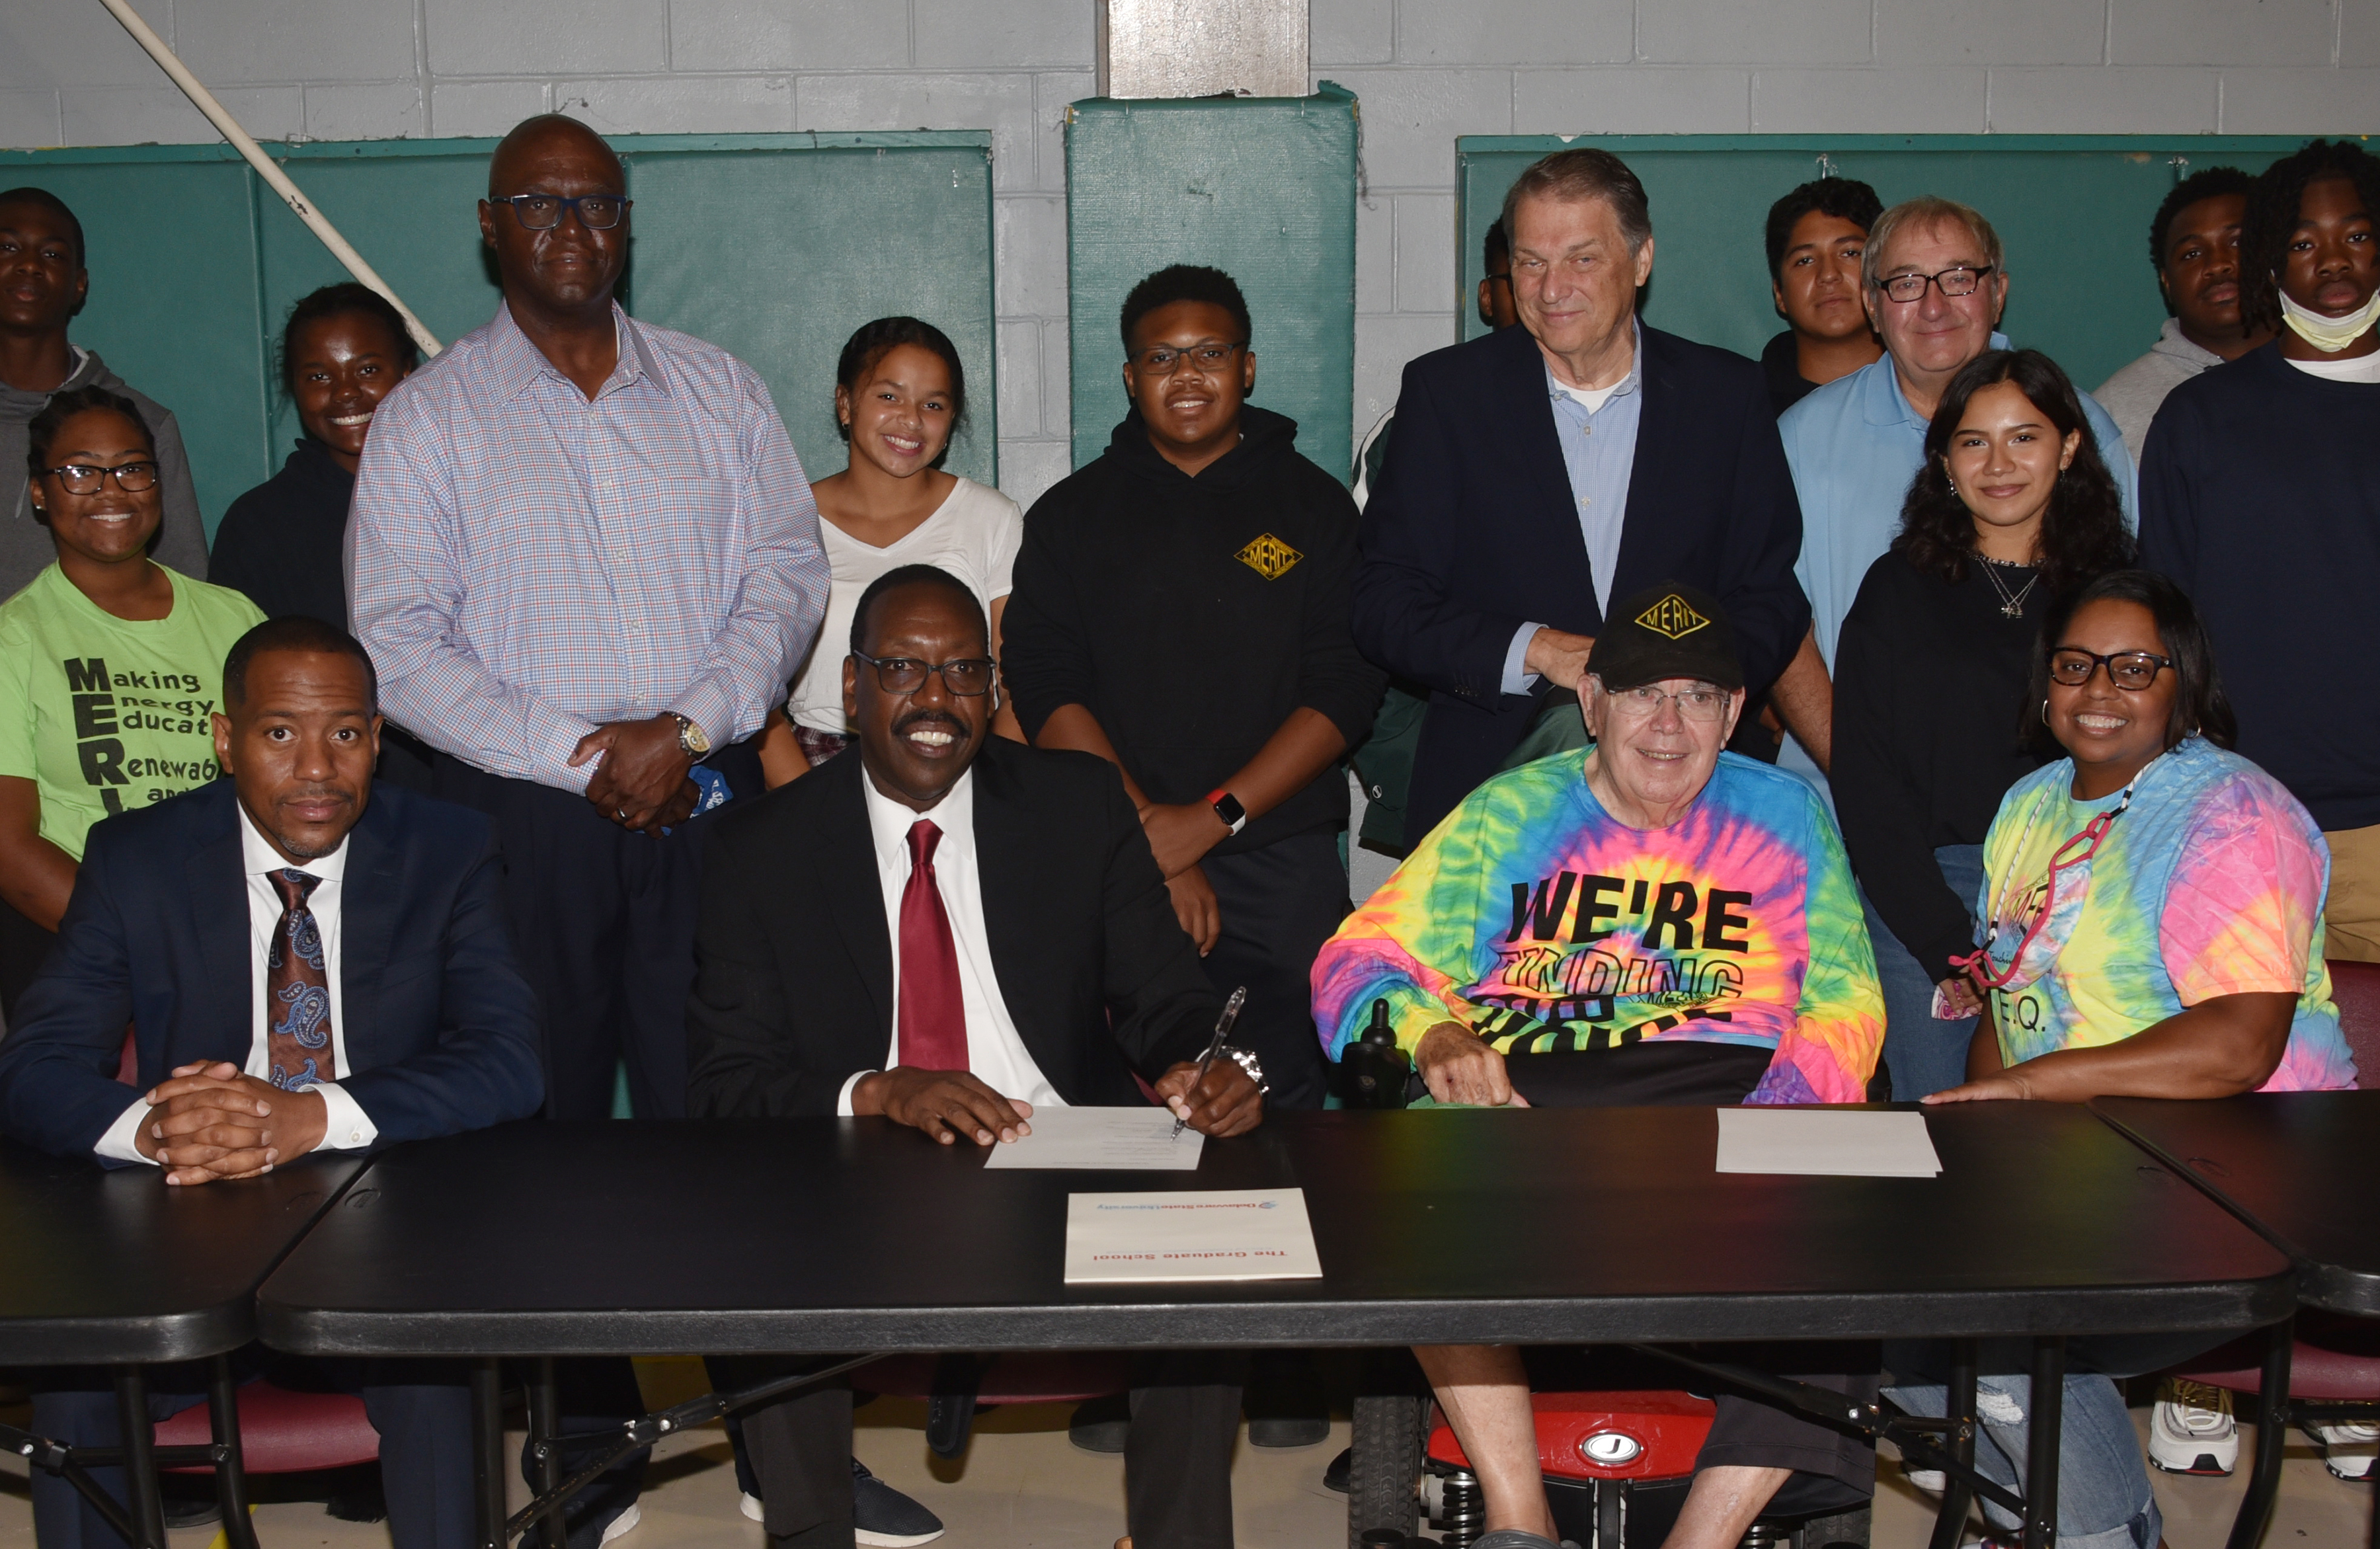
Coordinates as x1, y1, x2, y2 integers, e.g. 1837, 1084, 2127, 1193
1207, 787, 1248, 836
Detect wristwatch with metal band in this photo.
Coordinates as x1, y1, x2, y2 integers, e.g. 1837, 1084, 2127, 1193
672, 713, 711, 757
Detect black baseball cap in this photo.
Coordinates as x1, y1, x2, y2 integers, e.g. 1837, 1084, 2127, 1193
1587, 582, 1744, 692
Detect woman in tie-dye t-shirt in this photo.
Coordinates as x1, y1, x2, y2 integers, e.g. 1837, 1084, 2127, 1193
1933, 570, 2354, 1103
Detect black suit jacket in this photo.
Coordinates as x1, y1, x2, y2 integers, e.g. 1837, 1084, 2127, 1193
684, 737, 1221, 1117
0, 780, 545, 1162
1353, 321, 1810, 839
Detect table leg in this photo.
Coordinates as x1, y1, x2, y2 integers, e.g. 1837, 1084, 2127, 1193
473, 1359, 508, 1549
2225, 1319, 2293, 1549
113, 1367, 168, 1549
1927, 1339, 1979, 1549
2022, 1338, 2064, 1549
206, 1355, 259, 1549
528, 1358, 568, 1549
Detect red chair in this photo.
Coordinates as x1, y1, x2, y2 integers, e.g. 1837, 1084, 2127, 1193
2164, 959, 2380, 1545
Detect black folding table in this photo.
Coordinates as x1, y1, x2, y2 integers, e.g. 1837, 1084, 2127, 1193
2095, 1090, 2380, 1549
0, 1140, 363, 1549
256, 1105, 2294, 1549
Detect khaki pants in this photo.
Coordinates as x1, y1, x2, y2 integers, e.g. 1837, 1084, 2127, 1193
2324, 824, 2380, 963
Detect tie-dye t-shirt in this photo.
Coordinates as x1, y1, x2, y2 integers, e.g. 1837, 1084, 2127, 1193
1312, 750, 1885, 1104
1975, 736, 2353, 1090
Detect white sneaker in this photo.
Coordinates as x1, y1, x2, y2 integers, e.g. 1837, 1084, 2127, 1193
1903, 1464, 1946, 1495
740, 1492, 764, 1524
598, 1502, 642, 1544
2309, 1419, 2380, 1480
2149, 1380, 2239, 1476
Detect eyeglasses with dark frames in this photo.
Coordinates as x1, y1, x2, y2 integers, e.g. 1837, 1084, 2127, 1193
41, 461, 161, 495
2048, 649, 2174, 692
852, 650, 996, 697
1130, 342, 1246, 377
487, 193, 631, 231
1876, 264, 1996, 303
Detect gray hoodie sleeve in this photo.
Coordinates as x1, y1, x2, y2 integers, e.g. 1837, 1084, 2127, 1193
141, 406, 209, 580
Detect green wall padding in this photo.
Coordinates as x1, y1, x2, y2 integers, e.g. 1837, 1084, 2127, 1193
0, 132, 996, 541
1066, 84, 1358, 483
1458, 136, 2311, 395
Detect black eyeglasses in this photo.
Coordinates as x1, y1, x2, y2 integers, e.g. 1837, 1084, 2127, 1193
1130, 342, 1245, 377
487, 193, 630, 231
852, 651, 995, 697
1876, 264, 1996, 303
2049, 649, 2174, 691
41, 460, 160, 495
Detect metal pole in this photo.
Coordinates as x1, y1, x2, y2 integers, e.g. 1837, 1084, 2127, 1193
2023, 1338, 2065, 1549
472, 1359, 508, 1549
90, 0, 444, 358
112, 1367, 167, 1549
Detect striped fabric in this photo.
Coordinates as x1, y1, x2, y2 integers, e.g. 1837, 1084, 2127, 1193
349, 301, 828, 793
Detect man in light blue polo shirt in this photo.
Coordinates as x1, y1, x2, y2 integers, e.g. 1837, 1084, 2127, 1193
1772, 194, 2136, 788
1768, 194, 2135, 1109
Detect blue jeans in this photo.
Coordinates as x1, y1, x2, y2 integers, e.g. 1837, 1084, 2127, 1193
1884, 1333, 2223, 1549
1868, 844, 1985, 1101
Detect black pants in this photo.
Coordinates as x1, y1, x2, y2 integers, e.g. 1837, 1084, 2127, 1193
426, 748, 750, 1121
1197, 829, 1349, 1112
30, 1354, 473, 1549
712, 1351, 1247, 1549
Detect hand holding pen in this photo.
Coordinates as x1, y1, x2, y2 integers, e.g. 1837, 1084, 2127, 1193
1156, 987, 1263, 1139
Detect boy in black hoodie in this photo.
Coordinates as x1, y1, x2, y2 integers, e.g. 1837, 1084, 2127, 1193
1003, 264, 1383, 1114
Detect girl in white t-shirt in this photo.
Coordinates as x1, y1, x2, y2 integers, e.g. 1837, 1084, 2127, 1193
759, 317, 1024, 785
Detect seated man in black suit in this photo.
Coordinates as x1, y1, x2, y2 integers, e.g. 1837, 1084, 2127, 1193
687, 563, 1263, 1549
0, 616, 544, 1549
1355, 147, 1813, 842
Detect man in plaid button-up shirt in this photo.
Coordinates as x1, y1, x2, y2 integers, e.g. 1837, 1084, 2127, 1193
350, 114, 828, 1131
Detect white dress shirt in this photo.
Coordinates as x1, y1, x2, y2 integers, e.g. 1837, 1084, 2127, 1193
96, 807, 379, 1162
836, 766, 1064, 1116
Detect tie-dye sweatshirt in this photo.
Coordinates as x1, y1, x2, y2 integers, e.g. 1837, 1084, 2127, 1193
1312, 750, 1885, 1104
1976, 736, 2354, 1090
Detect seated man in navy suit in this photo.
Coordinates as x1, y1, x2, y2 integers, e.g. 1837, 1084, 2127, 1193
0, 615, 544, 1549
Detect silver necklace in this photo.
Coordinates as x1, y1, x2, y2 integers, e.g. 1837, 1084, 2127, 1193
1978, 554, 2039, 617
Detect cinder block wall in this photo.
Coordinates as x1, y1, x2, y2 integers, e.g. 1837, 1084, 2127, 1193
5, 0, 2373, 506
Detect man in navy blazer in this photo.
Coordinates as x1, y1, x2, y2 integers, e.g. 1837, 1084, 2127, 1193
0, 616, 541, 1549
1354, 147, 1811, 843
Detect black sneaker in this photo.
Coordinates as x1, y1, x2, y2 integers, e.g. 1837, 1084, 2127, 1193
161, 1487, 221, 1530
852, 1458, 943, 1548
1322, 1445, 1351, 1492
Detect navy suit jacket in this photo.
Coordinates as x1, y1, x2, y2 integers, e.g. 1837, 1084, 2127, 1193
1353, 320, 1810, 840
0, 779, 545, 1163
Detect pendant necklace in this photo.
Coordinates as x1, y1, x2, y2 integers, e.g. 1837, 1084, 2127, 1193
1979, 554, 2039, 618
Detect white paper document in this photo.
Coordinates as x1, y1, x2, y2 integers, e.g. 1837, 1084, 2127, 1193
1714, 1109, 1943, 1178
1064, 1188, 1326, 1283
980, 1105, 1205, 1170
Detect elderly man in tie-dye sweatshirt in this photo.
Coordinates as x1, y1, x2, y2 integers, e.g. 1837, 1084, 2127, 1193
1310, 582, 1885, 1549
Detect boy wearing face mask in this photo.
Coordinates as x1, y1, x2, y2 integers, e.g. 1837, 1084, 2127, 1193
2140, 138, 2380, 963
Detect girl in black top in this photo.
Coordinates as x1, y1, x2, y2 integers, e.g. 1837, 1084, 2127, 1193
210, 284, 418, 627
1833, 348, 2131, 1099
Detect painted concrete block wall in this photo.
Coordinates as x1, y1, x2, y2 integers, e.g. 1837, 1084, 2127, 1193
5, 0, 2375, 507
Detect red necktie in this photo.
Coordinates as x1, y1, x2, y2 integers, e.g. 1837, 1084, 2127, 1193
896, 820, 969, 1070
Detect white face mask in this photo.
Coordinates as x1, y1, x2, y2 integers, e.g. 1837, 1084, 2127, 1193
2279, 285, 2380, 353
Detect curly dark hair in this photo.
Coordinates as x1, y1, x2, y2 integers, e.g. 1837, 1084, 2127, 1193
1119, 264, 1251, 353
2239, 139, 2380, 335
2022, 569, 2237, 756
1891, 348, 2133, 599
2147, 165, 2257, 270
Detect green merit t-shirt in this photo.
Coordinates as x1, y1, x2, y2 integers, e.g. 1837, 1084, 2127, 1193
0, 563, 266, 859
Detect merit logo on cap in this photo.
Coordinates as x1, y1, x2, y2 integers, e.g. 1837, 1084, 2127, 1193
1634, 593, 1710, 641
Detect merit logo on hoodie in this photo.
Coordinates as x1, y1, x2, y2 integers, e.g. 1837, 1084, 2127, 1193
1234, 533, 1303, 580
